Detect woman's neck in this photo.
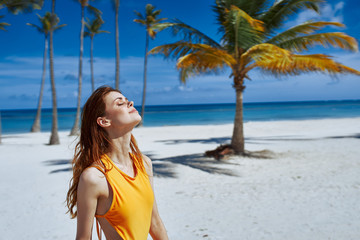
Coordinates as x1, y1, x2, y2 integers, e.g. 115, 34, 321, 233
107, 131, 133, 165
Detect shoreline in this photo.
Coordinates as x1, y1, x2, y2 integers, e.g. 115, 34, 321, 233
2, 116, 360, 136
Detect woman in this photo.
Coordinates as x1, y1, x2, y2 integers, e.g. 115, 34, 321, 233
66, 86, 169, 240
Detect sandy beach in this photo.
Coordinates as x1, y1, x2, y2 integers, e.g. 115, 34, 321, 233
1, 117, 360, 240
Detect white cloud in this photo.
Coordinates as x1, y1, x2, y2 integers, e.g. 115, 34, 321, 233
284, 1, 345, 28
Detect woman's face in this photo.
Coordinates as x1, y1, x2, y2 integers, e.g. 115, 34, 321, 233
102, 91, 141, 130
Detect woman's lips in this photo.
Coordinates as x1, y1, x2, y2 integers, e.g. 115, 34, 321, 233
129, 108, 138, 113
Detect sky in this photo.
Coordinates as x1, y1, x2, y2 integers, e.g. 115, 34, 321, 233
0, 0, 359, 109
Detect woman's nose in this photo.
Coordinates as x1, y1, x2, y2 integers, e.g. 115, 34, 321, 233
128, 100, 134, 107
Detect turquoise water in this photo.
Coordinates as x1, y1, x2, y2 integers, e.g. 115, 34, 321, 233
1, 100, 360, 134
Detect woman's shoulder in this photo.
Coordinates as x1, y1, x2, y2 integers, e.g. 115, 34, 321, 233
80, 165, 107, 187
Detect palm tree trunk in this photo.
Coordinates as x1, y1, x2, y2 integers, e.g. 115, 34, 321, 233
31, 35, 48, 132
139, 32, 149, 127
49, 0, 60, 145
90, 35, 94, 92
231, 84, 245, 153
49, 25, 60, 144
115, 0, 120, 90
70, 6, 85, 136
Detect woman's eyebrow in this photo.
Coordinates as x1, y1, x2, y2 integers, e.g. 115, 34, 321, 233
113, 97, 128, 103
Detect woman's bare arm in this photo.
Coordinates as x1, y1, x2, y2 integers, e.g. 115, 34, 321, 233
142, 155, 169, 240
75, 168, 104, 240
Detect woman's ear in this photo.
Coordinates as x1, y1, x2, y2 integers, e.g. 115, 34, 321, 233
97, 117, 111, 128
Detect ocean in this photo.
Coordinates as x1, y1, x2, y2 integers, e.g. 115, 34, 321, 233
1, 100, 360, 134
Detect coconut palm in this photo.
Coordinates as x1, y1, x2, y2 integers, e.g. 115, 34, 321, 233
70, 1, 98, 136
150, 0, 360, 155
27, 12, 65, 133
84, 14, 109, 92
113, 0, 120, 89
48, 0, 61, 145
134, 4, 169, 127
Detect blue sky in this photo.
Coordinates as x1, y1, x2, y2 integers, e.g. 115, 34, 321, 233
0, 0, 359, 109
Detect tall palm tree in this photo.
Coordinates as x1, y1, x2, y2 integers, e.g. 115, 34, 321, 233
113, 0, 120, 89
150, 0, 360, 155
84, 14, 109, 92
134, 4, 169, 127
70, 0, 94, 136
27, 12, 65, 133
48, 0, 61, 145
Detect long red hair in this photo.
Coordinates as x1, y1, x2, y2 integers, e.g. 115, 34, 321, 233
66, 86, 145, 218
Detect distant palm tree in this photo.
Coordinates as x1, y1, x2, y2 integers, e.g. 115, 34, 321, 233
134, 4, 169, 127
84, 14, 109, 92
113, 0, 120, 89
70, 0, 97, 136
27, 12, 65, 133
48, 0, 60, 145
150, 0, 360, 155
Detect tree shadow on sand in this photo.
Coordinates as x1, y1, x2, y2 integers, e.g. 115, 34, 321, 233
43, 159, 72, 174
145, 153, 239, 178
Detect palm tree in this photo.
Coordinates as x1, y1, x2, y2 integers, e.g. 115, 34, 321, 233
150, 0, 360, 155
113, 0, 120, 89
70, 0, 93, 136
48, 0, 61, 145
84, 14, 109, 92
134, 4, 169, 127
27, 12, 65, 133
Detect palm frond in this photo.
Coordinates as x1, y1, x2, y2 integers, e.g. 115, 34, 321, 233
87, 5, 102, 17
267, 21, 344, 44
259, 0, 323, 32
3, 0, 43, 14
213, 0, 269, 23
0, 21, 10, 31
277, 32, 358, 52
220, 5, 265, 52
256, 53, 360, 76
54, 23, 66, 31
228, 5, 264, 32
169, 19, 221, 48
26, 22, 43, 33
241, 43, 292, 69
150, 41, 228, 62
177, 51, 232, 83
134, 11, 144, 20
178, 60, 225, 84
134, 19, 146, 25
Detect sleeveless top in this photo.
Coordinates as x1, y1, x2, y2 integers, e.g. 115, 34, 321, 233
94, 153, 154, 240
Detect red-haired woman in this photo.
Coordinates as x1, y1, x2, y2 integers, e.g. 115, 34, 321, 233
66, 86, 168, 240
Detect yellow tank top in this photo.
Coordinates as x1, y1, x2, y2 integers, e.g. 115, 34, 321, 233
94, 153, 154, 240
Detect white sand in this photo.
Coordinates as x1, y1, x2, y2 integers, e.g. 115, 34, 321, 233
0, 117, 360, 240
